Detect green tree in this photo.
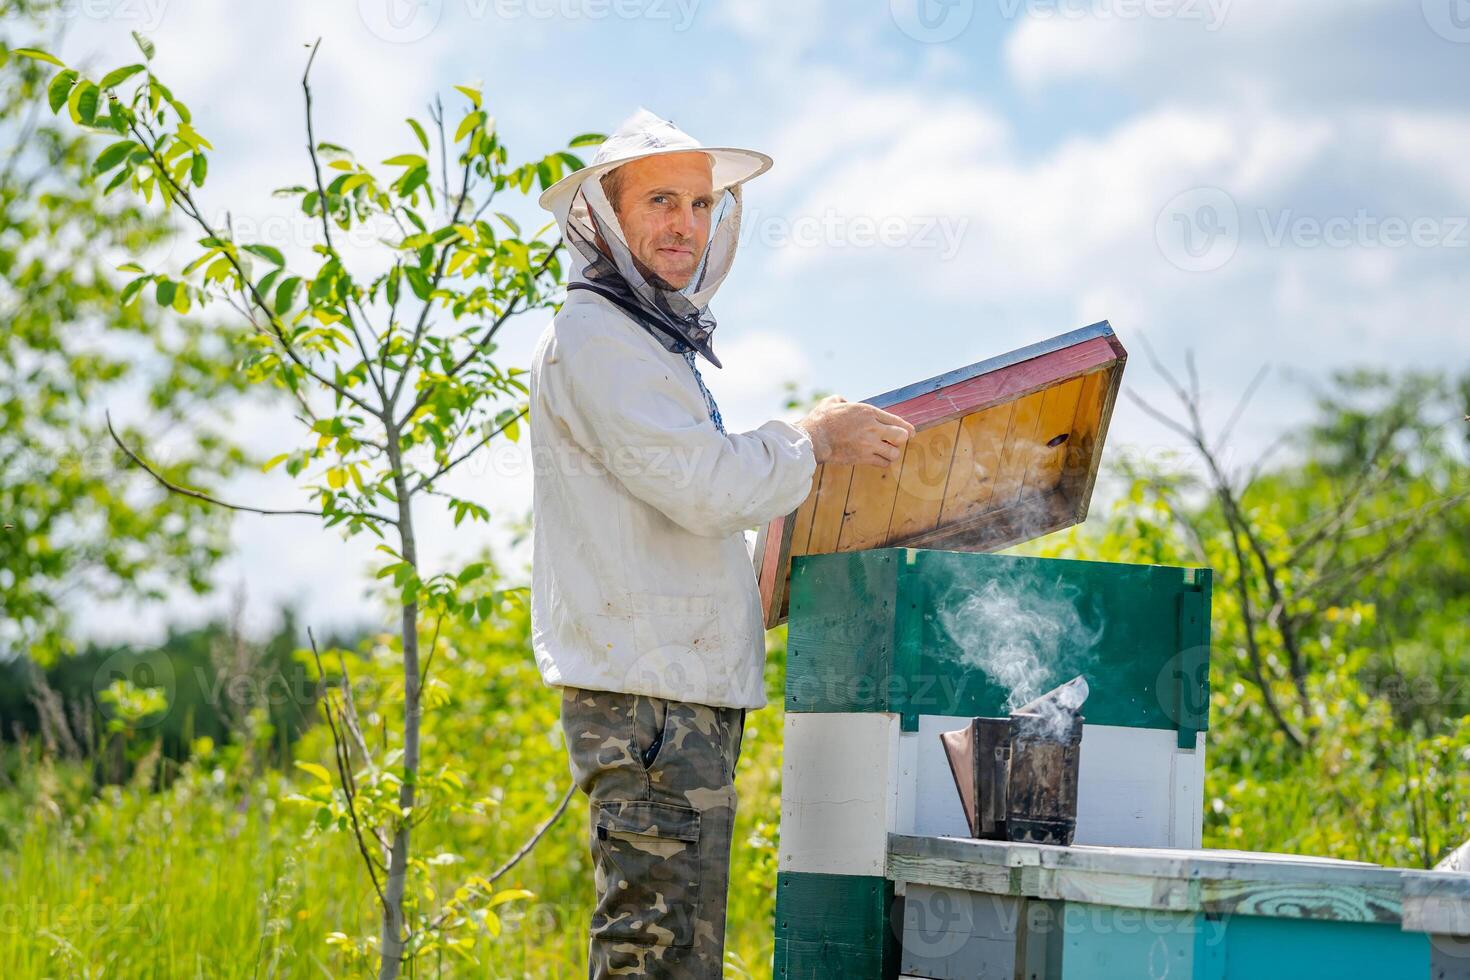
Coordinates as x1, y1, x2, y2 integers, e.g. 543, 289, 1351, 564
26, 32, 597, 978
1032, 360, 1470, 865
0, 3, 247, 673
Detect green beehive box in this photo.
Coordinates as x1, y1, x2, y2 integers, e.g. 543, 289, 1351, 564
784, 547, 1212, 747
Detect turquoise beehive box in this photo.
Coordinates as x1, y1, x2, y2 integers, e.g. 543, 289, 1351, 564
772, 547, 1215, 978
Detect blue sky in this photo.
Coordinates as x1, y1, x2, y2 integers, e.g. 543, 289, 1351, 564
51, 0, 1470, 642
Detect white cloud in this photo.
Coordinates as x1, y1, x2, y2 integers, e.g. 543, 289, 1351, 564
1003, 0, 1454, 106
1382, 111, 1470, 205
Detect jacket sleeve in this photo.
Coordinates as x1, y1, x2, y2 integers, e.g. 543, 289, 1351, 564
557, 329, 817, 539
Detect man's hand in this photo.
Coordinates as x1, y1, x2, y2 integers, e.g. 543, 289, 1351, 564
796, 395, 916, 467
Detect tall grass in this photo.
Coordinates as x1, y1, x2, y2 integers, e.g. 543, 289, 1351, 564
0, 633, 789, 978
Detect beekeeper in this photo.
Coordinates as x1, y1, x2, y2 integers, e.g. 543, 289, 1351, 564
528, 108, 915, 978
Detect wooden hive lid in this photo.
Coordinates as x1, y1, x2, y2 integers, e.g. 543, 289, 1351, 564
754, 320, 1127, 628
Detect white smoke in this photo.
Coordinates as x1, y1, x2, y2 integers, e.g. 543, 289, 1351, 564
1015, 675, 1091, 740
936, 568, 1105, 721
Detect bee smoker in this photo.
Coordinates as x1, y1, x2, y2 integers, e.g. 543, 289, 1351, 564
940, 677, 1088, 846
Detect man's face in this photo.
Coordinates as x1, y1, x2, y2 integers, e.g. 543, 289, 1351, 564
603, 151, 715, 290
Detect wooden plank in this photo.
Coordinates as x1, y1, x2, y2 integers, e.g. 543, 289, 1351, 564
906, 484, 1073, 553
788, 465, 822, 558
937, 404, 1011, 527
899, 885, 1024, 979
888, 843, 1411, 925
881, 336, 1120, 429
886, 852, 1019, 896
1198, 877, 1402, 923
756, 514, 785, 626
760, 465, 824, 627
887, 834, 1418, 903
781, 713, 901, 876
1060, 370, 1105, 490
1402, 871, 1470, 935
869, 321, 1114, 408
1023, 376, 1085, 497
805, 462, 854, 556
890, 833, 1395, 883
889, 419, 961, 541
1216, 915, 1430, 980
774, 872, 900, 979
837, 456, 903, 552
1059, 357, 1123, 525
988, 390, 1046, 512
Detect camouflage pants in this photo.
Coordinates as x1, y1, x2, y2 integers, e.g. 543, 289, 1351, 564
560, 686, 747, 979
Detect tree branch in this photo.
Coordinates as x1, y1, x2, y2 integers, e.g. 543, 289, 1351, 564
105, 410, 397, 526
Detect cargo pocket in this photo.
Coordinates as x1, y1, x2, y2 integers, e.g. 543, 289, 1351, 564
591, 800, 702, 948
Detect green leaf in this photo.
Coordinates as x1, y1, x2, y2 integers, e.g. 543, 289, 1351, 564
404, 266, 430, 301
103, 166, 131, 195
406, 117, 429, 152
488, 888, 535, 908
557, 151, 586, 172
176, 122, 213, 151
274, 276, 302, 314
382, 153, 426, 167
190, 153, 207, 186
120, 275, 151, 306
13, 48, 63, 67
154, 278, 176, 308
453, 84, 482, 109
568, 132, 606, 148
67, 80, 99, 126
399, 165, 428, 199
257, 268, 283, 298
98, 64, 145, 90
495, 213, 520, 237
47, 69, 77, 114
454, 110, 485, 143
92, 140, 136, 176
243, 243, 285, 266
132, 31, 155, 60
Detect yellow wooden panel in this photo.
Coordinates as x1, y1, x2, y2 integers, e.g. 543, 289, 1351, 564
1023, 376, 1086, 496
836, 457, 902, 552
988, 390, 1047, 511
1062, 370, 1107, 484
787, 465, 823, 558
890, 419, 961, 541
940, 404, 1013, 526
806, 463, 855, 555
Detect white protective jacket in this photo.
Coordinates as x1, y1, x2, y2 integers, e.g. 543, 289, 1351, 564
527, 288, 817, 709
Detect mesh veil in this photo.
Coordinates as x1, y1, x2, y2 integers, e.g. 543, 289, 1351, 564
564, 169, 744, 369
